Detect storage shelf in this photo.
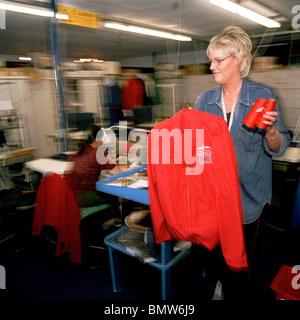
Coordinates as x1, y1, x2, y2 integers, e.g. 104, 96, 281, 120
105, 225, 190, 267
104, 225, 191, 299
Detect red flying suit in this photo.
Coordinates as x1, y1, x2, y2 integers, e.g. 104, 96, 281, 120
32, 172, 82, 263
147, 108, 248, 272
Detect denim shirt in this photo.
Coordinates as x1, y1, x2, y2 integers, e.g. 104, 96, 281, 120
194, 78, 291, 224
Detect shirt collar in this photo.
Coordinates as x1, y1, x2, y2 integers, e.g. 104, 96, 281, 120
208, 78, 251, 108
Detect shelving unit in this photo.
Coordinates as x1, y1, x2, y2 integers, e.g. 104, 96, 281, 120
0, 78, 36, 189
0, 79, 28, 150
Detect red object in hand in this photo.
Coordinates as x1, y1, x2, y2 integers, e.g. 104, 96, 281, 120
242, 98, 266, 130
256, 98, 277, 130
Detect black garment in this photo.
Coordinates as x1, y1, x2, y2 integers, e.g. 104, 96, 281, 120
191, 213, 262, 300
226, 112, 231, 124
0, 188, 22, 215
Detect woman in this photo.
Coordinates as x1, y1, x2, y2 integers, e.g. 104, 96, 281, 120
65, 124, 121, 208
194, 26, 291, 299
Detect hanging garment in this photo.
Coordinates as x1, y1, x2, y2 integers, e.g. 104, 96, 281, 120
147, 108, 248, 271
32, 172, 82, 263
103, 82, 123, 126
121, 78, 146, 110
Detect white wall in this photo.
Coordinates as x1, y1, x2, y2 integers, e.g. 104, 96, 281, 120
23, 79, 59, 158
120, 50, 208, 68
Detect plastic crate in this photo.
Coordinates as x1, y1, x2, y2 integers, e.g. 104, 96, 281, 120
270, 265, 300, 300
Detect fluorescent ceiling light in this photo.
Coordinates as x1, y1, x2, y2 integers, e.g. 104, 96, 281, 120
56, 13, 69, 20
209, 0, 281, 28
104, 22, 192, 41
241, 0, 279, 18
19, 57, 32, 61
80, 58, 104, 62
0, 1, 68, 19
73, 58, 104, 63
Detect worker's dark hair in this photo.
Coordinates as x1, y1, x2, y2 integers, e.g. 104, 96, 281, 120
86, 124, 103, 143
78, 124, 103, 155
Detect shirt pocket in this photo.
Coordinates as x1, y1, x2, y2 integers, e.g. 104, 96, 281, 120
237, 125, 262, 154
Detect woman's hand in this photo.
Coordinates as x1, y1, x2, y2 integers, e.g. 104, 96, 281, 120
263, 111, 278, 130
263, 111, 281, 152
109, 165, 122, 175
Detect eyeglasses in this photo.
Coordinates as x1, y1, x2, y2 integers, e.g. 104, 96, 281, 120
209, 56, 229, 66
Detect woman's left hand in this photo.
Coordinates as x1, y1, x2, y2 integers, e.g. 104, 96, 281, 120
263, 111, 278, 131
263, 111, 281, 152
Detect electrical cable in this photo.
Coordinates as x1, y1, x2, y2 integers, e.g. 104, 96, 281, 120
252, 27, 269, 58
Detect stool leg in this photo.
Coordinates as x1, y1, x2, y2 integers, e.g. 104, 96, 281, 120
161, 242, 172, 300
108, 247, 123, 292
161, 267, 172, 300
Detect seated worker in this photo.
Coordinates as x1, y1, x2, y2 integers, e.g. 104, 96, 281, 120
64, 124, 121, 211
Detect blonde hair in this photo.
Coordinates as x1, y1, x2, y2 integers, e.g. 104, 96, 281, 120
207, 26, 253, 78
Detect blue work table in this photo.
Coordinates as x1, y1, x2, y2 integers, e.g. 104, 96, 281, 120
96, 164, 191, 300
96, 164, 149, 205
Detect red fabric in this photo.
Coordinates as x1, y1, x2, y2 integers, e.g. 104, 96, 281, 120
147, 108, 248, 272
121, 78, 145, 110
64, 143, 115, 196
32, 172, 82, 263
